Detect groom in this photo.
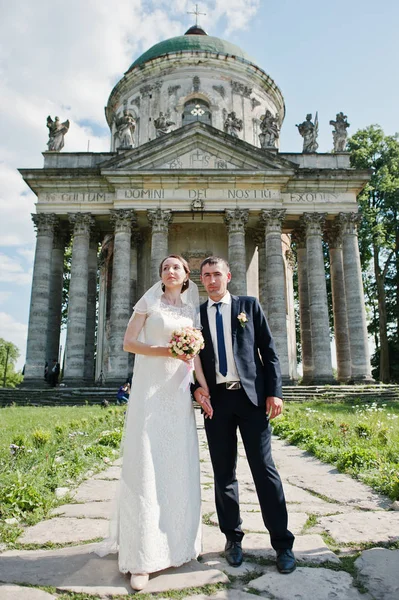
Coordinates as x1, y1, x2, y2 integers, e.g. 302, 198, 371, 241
194, 256, 295, 573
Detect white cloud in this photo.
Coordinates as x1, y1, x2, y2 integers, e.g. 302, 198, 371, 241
0, 0, 260, 368
0, 312, 28, 369
0, 292, 11, 304
0, 253, 32, 285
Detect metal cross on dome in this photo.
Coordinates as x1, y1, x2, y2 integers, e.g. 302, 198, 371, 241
187, 3, 206, 26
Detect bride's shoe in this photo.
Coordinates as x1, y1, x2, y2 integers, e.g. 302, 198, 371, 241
130, 573, 149, 591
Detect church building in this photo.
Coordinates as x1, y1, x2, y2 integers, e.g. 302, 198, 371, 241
20, 24, 373, 387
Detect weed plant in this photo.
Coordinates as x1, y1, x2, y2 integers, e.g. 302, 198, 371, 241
272, 399, 399, 500
0, 405, 125, 544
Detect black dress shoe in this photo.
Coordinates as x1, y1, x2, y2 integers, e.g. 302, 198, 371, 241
224, 540, 243, 567
276, 548, 296, 574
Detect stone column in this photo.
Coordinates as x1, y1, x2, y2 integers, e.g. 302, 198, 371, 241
128, 230, 140, 375
338, 212, 373, 382
260, 209, 290, 382
147, 208, 172, 283
326, 224, 351, 382
23, 213, 58, 385
83, 235, 99, 382
300, 213, 334, 384
254, 229, 267, 314
46, 227, 66, 365
285, 246, 298, 382
108, 209, 137, 384
224, 208, 249, 295
63, 213, 94, 385
292, 228, 313, 384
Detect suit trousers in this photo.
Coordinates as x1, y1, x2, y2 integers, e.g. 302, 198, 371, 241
204, 386, 295, 550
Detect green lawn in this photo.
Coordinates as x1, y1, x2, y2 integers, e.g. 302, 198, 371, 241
0, 405, 125, 544
273, 399, 399, 501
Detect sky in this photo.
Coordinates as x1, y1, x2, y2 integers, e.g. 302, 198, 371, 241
0, 0, 398, 369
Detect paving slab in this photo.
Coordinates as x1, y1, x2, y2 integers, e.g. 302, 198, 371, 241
202, 526, 339, 565
355, 548, 399, 600
73, 479, 118, 502
287, 473, 391, 510
281, 482, 329, 505
317, 512, 399, 544
113, 457, 123, 466
249, 566, 373, 600
92, 466, 121, 480
0, 545, 227, 596
18, 517, 108, 545
285, 501, 355, 515
0, 544, 132, 593
51, 501, 112, 520
202, 554, 267, 578
136, 560, 228, 594
184, 592, 268, 600
0, 585, 56, 600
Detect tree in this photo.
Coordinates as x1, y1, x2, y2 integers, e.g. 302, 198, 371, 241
0, 338, 23, 388
348, 126, 399, 382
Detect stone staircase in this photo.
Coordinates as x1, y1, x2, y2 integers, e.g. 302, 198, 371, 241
1, 384, 399, 407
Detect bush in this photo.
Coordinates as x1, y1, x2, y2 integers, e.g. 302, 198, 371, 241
336, 447, 378, 471
97, 429, 122, 448
31, 429, 52, 447
354, 423, 372, 439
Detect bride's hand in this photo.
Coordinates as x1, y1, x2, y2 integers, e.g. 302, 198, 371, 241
168, 349, 193, 362
194, 387, 213, 419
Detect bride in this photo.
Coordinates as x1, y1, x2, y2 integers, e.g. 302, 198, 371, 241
118, 254, 212, 590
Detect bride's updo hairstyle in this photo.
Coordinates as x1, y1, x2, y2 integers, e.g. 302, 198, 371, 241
159, 254, 191, 292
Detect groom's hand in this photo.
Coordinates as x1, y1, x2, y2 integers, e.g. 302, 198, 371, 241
194, 387, 213, 419
266, 396, 283, 419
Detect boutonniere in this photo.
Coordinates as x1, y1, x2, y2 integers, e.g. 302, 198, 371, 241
237, 312, 248, 328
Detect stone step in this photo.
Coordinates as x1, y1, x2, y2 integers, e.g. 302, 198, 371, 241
1, 384, 399, 407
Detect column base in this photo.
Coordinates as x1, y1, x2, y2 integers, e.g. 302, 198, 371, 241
310, 375, 338, 385
348, 375, 376, 385
20, 379, 49, 389
281, 376, 298, 386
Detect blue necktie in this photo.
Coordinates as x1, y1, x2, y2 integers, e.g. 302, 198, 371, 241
214, 303, 228, 377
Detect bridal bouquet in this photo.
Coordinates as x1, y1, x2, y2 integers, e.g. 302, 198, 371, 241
168, 327, 204, 358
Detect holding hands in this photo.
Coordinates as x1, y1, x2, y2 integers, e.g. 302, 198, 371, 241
194, 387, 213, 419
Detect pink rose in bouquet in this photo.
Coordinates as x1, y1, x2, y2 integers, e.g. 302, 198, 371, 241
168, 326, 204, 358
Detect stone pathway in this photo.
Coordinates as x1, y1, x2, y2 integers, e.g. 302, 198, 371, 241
1, 412, 398, 599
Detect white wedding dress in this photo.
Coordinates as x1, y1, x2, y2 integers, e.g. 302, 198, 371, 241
117, 299, 202, 575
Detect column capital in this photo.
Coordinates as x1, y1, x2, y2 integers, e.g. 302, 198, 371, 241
224, 208, 249, 233
260, 209, 286, 231
300, 212, 327, 236
147, 208, 172, 232
31, 213, 58, 235
253, 228, 265, 248
68, 213, 95, 235
110, 209, 137, 233
337, 211, 362, 235
291, 227, 306, 249
325, 223, 343, 249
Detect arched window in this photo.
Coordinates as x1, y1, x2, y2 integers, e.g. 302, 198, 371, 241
182, 99, 212, 126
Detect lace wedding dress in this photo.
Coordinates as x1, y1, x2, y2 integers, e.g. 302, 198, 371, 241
116, 300, 202, 575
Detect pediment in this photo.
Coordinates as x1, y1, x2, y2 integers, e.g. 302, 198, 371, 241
100, 122, 297, 173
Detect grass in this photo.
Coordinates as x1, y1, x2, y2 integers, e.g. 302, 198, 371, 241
273, 399, 399, 500
0, 404, 125, 545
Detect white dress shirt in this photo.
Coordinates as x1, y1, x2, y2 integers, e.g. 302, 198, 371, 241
207, 291, 240, 384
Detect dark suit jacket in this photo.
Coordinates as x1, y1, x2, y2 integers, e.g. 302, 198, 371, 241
198, 295, 283, 405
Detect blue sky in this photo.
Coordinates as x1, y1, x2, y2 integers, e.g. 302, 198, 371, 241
0, 0, 397, 369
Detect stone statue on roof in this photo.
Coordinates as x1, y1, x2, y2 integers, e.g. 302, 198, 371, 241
224, 112, 243, 138
259, 110, 280, 149
46, 116, 70, 152
296, 113, 319, 153
330, 112, 350, 152
154, 112, 175, 137
116, 109, 136, 149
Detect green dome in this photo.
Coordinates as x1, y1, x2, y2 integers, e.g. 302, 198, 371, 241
128, 32, 255, 71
